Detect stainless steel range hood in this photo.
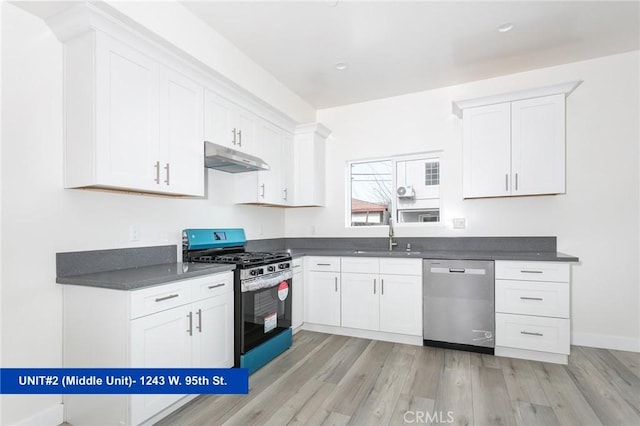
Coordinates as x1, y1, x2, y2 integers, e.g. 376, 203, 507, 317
204, 141, 269, 173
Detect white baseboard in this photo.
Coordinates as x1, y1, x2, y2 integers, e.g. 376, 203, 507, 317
572, 332, 640, 352
15, 404, 63, 426
302, 323, 423, 346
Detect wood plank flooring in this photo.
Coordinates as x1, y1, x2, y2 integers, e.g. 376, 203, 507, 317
157, 331, 640, 426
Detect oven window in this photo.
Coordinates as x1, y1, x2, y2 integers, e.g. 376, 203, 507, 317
241, 280, 292, 353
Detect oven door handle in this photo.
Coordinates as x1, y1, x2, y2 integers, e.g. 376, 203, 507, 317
241, 270, 293, 293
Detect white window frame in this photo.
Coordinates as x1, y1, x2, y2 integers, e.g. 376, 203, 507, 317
346, 151, 442, 229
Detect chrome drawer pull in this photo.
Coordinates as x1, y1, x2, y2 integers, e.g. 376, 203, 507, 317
520, 297, 543, 301
208, 283, 225, 290
155, 294, 179, 302
317, 263, 331, 266
520, 270, 543, 274
520, 331, 543, 337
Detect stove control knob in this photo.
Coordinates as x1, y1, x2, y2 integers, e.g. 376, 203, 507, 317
268, 265, 276, 272
279, 263, 289, 269
250, 269, 259, 276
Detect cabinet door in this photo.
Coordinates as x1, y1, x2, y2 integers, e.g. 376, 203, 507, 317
292, 262, 304, 329
160, 67, 205, 196
95, 33, 160, 192
130, 305, 191, 425
305, 272, 340, 327
235, 108, 257, 154
281, 131, 294, 206
257, 121, 283, 204
379, 274, 422, 336
204, 90, 235, 150
341, 273, 379, 331
511, 94, 565, 196
462, 102, 511, 198
192, 292, 234, 368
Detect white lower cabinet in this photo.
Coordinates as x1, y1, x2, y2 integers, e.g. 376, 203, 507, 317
341, 258, 422, 336
494, 261, 571, 364
291, 257, 304, 331
304, 257, 341, 327
63, 271, 234, 425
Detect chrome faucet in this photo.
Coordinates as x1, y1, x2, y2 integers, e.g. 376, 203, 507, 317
388, 218, 398, 251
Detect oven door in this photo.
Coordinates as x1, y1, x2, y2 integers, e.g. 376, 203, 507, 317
239, 273, 292, 355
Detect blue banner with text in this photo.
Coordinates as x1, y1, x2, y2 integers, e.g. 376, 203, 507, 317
0, 368, 249, 394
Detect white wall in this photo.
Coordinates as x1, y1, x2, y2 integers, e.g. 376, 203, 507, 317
286, 51, 640, 352
0, 3, 286, 424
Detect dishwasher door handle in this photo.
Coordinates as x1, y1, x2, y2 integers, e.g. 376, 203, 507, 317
449, 268, 466, 273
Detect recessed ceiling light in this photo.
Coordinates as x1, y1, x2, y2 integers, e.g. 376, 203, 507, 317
335, 62, 349, 71
497, 22, 514, 33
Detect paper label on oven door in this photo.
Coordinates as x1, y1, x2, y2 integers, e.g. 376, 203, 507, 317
264, 312, 277, 333
278, 282, 289, 301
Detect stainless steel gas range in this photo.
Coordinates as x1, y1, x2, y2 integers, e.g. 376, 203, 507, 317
182, 228, 292, 374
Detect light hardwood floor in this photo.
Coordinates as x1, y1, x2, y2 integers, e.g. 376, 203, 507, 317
157, 330, 640, 426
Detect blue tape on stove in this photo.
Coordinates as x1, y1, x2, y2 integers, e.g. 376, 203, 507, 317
240, 329, 292, 375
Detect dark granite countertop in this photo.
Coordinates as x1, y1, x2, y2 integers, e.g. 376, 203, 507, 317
56, 262, 235, 291
288, 249, 578, 262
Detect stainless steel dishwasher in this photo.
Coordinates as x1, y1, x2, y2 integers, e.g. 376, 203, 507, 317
423, 259, 495, 354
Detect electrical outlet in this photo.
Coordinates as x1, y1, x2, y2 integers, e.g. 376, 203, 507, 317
453, 218, 466, 229
129, 225, 140, 241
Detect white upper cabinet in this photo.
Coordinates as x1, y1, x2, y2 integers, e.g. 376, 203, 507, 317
456, 82, 581, 199
511, 95, 566, 196
204, 90, 257, 155
60, 31, 205, 197
234, 120, 295, 206
291, 123, 331, 207
462, 102, 512, 198
161, 67, 205, 196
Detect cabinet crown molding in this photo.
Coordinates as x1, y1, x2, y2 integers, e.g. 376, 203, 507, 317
295, 123, 332, 139
452, 80, 583, 118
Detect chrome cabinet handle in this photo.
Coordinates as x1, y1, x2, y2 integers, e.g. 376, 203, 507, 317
520, 296, 543, 301
515, 173, 518, 191
196, 309, 202, 332
187, 311, 193, 336
283, 188, 288, 201
381, 279, 384, 295
208, 283, 225, 290
520, 331, 543, 337
373, 278, 376, 294
317, 263, 331, 266
260, 183, 265, 198
154, 161, 160, 184
334, 277, 338, 292
505, 174, 509, 191
232, 128, 237, 145
520, 270, 543, 274
238, 129, 242, 147
155, 294, 179, 302
164, 163, 170, 185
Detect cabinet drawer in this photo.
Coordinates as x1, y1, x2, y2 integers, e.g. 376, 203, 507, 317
341, 257, 379, 274
191, 272, 234, 301
496, 280, 569, 318
379, 258, 422, 276
130, 280, 192, 319
496, 313, 569, 354
495, 261, 569, 282
306, 257, 340, 272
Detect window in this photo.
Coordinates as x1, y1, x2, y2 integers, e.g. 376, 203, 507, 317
348, 153, 441, 226
349, 160, 392, 226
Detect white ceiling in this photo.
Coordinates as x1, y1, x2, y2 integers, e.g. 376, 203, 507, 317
181, 1, 640, 109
